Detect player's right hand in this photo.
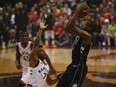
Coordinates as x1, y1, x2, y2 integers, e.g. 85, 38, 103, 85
76, 3, 90, 18
16, 64, 22, 70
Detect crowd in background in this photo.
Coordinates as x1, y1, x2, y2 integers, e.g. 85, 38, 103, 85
0, 0, 116, 49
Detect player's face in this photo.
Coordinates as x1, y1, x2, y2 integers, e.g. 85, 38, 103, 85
83, 16, 93, 34
20, 35, 28, 43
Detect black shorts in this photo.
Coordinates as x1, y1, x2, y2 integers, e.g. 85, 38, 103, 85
56, 62, 88, 87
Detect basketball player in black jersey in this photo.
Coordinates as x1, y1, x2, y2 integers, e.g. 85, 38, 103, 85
56, 3, 93, 87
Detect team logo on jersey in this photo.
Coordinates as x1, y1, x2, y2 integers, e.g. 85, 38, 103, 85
22, 52, 30, 60
72, 83, 77, 87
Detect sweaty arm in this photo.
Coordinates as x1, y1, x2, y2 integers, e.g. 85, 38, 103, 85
29, 19, 47, 67
65, 3, 92, 44
15, 45, 22, 69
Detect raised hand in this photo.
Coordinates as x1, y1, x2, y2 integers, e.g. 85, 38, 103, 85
39, 19, 48, 30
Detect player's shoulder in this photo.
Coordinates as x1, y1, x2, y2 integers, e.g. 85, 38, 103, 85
28, 41, 32, 44
16, 42, 21, 51
28, 41, 33, 49
16, 42, 21, 47
17, 41, 22, 44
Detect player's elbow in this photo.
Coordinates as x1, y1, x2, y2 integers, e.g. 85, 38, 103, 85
46, 79, 53, 86
84, 34, 92, 44
47, 81, 53, 86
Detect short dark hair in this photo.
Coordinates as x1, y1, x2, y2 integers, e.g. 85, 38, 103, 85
19, 30, 28, 37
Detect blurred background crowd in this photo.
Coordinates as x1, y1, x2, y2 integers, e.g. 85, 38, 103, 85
0, 0, 116, 49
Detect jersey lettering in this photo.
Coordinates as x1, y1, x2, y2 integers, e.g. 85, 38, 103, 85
38, 67, 48, 79
80, 43, 86, 54
72, 36, 79, 50
43, 73, 47, 79
73, 36, 79, 46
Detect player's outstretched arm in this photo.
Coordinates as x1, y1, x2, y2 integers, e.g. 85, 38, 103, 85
29, 19, 47, 67
43, 53, 57, 75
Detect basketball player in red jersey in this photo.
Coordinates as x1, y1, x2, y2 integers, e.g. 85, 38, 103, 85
56, 3, 94, 87
17, 19, 58, 87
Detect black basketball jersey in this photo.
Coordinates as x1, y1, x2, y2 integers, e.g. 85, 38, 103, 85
71, 36, 92, 64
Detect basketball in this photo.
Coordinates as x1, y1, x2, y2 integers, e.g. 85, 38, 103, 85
76, 3, 89, 18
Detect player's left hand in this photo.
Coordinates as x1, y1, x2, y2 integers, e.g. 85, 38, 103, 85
50, 68, 57, 76
16, 64, 22, 70
39, 19, 48, 30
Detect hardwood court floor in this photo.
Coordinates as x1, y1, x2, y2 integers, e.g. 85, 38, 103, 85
0, 46, 116, 87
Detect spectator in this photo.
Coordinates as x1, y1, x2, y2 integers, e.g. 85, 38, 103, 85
108, 20, 116, 45
93, 19, 102, 46
54, 16, 64, 40
0, 8, 3, 49
43, 13, 57, 48
55, 31, 70, 47
101, 18, 110, 46
9, 8, 16, 46
2, 4, 11, 48
2, 4, 11, 27
15, 2, 28, 42
62, 3, 71, 16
